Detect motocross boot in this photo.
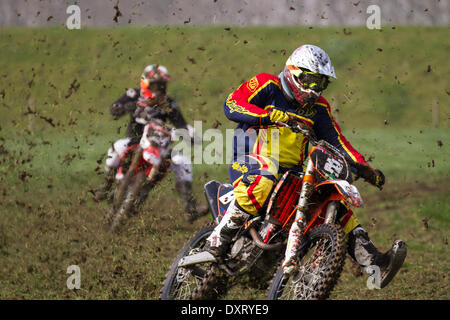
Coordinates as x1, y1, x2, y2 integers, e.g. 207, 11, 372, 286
205, 199, 249, 258
347, 226, 407, 288
175, 180, 209, 222
94, 169, 115, 201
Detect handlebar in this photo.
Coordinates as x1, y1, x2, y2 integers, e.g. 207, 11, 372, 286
274, 120, 374, 181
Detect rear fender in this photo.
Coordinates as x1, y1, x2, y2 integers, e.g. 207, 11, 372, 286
315, 179, 363, 207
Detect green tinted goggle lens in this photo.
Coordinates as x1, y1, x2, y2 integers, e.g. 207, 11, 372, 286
297, 71, 329, 91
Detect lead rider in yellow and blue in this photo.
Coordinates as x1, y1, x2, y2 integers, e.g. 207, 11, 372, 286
205, 44, 407, 289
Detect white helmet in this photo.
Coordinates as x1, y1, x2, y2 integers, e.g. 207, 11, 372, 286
281, 45, 336, 108
141, 64, 170, 83
140, 64, 171, 104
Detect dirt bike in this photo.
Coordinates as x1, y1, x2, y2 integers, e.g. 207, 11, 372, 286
105, 117, 173, 233
160, 119, 379, 300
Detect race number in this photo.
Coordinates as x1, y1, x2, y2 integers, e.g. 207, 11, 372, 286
219, 190, 234, 205
324, 158, 343, 177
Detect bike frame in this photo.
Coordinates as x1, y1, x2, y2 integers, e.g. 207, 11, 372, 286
178, 120, 366, 273
295, 146, 364, 236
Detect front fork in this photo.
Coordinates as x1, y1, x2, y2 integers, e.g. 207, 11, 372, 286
112, 147, 143, 212
281, 160, 314, 274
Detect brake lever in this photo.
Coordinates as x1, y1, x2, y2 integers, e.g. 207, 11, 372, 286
274, 120, 305, 134
274, 120, 290, 129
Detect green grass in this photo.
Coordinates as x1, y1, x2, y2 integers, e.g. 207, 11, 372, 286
1, 25, 449, 131
0, 26, 449, 300
345, 127, 450, 180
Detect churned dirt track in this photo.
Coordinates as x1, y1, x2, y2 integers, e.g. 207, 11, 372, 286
329, 178, 450, 300
0, 23, 448, 300
0, 174, 448, 299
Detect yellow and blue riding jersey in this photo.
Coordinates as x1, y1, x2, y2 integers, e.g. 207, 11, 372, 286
224, 72, 368, 173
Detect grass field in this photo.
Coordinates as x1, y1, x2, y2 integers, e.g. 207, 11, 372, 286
0, 25, 449, 300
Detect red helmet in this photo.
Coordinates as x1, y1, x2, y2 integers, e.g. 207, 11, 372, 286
140, 64, 171, 104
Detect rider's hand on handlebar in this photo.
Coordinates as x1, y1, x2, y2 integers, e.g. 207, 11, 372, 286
269, 108, 290, 123
367, 168, 385, 190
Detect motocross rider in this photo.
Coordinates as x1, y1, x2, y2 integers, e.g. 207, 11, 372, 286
94, 64, 208, 222
205, 45, 407, 288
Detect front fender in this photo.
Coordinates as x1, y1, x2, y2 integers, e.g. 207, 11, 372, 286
315, 179, 363, 207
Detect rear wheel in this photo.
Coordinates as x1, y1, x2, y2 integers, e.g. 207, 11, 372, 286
267, 223, 346, 300
160, 223, 219, 300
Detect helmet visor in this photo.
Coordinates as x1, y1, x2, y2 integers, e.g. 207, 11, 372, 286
148, 81, 167, 94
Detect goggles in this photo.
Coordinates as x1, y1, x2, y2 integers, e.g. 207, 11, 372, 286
140, 79, 167, 98
295, 69, 330, 93
287, 63, 330, 93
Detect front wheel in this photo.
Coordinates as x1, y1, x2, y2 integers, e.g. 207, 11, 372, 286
266, 223, 346, 300
160, 223, 218, 300
108, 171, 146, 232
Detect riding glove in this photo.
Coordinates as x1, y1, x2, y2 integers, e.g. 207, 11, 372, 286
370, 169, 385, 190
269, 108, 289, 123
